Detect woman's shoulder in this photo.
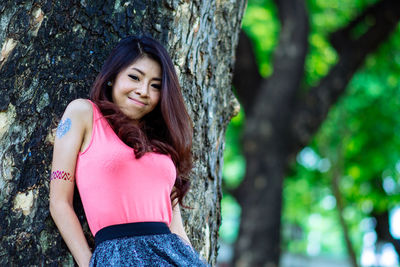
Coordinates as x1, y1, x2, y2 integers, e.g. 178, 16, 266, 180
63, 98, 93, 125
64, 98, 93, 115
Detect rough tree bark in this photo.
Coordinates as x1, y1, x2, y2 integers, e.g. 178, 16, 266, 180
0, 0, 246, 265
232, 0, 400, 266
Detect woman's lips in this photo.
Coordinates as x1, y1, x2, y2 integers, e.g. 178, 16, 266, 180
128, 97, 146, 106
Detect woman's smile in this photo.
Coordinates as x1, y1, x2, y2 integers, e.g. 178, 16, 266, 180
128, 96, 146, 106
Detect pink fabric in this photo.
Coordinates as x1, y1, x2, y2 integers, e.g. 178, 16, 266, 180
75, 100, 176, 236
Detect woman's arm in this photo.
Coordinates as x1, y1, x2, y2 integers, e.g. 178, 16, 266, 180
169, 200, 192, 246
49, 99, 93, 267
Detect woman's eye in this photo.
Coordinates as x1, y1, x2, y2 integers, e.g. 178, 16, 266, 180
128, 75, 139, 81
152, 84, 161, 90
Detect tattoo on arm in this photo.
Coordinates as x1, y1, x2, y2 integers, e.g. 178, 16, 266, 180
56, 118, 71, 138
50, 170, 73, 182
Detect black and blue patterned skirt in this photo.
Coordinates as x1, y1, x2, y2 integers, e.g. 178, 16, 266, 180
89, 222, 209, 266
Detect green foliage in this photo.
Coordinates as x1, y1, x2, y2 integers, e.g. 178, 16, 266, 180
304, 33, 337, 86
241, 0, 279, 77
304, 0, 380, 86
222, 109, 246, 189
307, 0, 380, 33
219, 194, 242, 244
219, 109, 245, 243
284, 21, 400, 258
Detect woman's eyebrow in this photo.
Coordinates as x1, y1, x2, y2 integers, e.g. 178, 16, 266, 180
131, 67, 161, 81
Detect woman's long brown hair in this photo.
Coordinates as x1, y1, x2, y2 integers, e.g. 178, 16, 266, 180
89, 36, 193, 207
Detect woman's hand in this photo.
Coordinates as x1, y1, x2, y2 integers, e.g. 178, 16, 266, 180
169, 199, 192, 246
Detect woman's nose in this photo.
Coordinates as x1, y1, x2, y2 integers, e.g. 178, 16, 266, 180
135, 83, 149, 96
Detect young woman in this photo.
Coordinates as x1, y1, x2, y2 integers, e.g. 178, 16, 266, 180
49, 36, 207, 266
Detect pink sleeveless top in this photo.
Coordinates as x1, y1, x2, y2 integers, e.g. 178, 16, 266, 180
75, 100, 176, 236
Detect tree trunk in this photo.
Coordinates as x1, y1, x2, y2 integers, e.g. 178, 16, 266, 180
233, 0, 400, 266
374, 210, 400, 257
0, 1, 246, 265
233, 0, 309, 266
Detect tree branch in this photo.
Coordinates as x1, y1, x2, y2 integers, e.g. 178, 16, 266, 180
331, 158, 359, 267
291, 0, 400, 150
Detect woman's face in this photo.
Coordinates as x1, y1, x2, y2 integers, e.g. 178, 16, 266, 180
111, 56, 162, 122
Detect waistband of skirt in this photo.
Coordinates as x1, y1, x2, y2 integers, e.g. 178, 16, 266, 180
94, 222, 171, 248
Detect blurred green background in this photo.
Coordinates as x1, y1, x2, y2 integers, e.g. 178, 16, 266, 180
219, 0, 400, 266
